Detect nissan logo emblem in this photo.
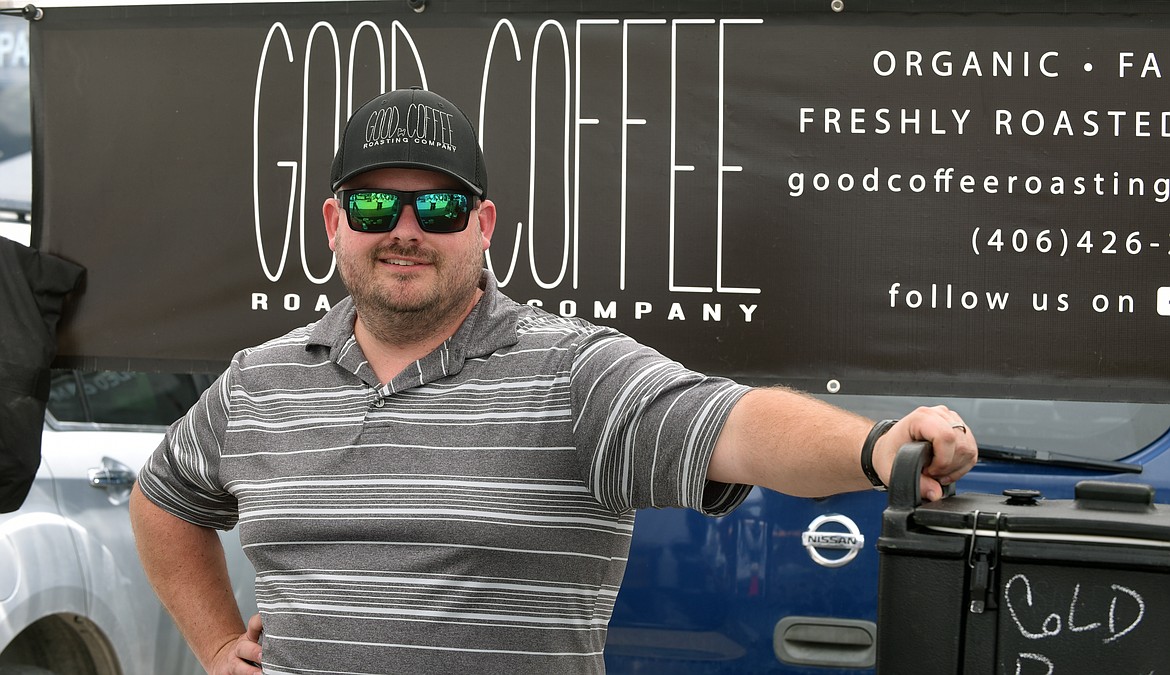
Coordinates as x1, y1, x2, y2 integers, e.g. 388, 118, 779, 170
801, 514, 865, 568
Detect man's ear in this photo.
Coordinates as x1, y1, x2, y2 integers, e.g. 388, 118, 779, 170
476, 199, 497, 251
323, 197, 343, 251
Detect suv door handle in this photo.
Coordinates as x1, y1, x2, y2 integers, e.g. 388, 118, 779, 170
88, 467, 134, 488
88, 457, 136, 504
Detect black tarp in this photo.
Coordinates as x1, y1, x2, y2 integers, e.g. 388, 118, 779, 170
0, 236, 82, 513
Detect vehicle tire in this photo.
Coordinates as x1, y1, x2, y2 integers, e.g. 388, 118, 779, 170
0, 667, 60, 675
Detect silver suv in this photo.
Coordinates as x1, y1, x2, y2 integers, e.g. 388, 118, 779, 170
0, 370, 255, 675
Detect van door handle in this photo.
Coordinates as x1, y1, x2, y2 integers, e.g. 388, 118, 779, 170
774, 616, 876, 668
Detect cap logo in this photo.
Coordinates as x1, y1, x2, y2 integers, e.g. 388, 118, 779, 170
363, 102, 457, 152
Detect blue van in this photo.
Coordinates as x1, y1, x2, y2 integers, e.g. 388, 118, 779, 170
606, 395, 1170, 673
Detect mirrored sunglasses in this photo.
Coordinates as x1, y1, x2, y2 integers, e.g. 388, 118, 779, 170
337, 188, 474, 234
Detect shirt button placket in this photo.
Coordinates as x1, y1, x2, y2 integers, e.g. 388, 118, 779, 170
373, 384, 390, 409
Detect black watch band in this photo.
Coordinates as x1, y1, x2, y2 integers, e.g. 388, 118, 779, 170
861, 419, 899, 491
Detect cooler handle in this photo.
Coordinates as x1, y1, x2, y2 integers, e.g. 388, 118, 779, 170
888, 441, 955, 509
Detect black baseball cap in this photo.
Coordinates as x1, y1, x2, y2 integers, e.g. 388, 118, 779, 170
330, 87, 488, 197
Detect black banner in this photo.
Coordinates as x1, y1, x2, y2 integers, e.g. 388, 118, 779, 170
30, 3, 1170, 401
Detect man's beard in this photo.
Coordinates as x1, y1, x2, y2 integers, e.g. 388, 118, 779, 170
340, 239, 483, 346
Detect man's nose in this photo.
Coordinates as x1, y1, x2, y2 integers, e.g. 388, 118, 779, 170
389, 204, 425, 240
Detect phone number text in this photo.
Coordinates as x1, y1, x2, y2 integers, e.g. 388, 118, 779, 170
970, 228, 1167, 256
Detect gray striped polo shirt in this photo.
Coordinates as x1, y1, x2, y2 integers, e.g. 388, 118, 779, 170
138, 271, 752, 674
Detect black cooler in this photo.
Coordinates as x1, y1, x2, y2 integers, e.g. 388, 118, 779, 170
876, 443, 1170, 674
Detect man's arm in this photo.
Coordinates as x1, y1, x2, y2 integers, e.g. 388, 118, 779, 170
129, 483, 262, 674
706, 387, 977, 501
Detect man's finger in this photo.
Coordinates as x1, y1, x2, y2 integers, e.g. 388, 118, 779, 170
245, 613, 263, 641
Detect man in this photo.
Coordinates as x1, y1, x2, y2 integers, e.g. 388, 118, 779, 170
130, 87, 977, 675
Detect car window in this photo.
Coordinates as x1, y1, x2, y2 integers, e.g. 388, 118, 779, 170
819, 394, 1170, 462
46, 370, 88, 422
47, 370, 214, 428
0, 14, 29, 164
0, 13, 31, 236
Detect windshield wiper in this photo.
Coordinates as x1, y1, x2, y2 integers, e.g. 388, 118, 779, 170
978, 444, 1143, 474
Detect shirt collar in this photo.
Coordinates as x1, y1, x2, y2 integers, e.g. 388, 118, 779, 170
306, 270, 520, 377
454, 269, 521, 360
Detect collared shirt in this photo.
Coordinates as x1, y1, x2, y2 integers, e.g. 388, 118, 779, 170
138, 271, 751, 674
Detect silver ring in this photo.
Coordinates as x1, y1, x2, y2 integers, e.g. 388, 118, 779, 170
952, 424, 967, 433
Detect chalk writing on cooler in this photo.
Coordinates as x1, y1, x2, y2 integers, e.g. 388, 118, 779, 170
1014, 653, 1054, 675
1004, 573, 1146, 644
1003, 573, 1149, 674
